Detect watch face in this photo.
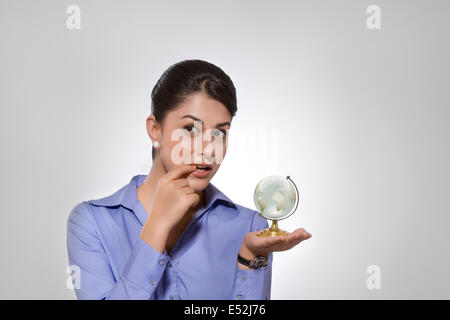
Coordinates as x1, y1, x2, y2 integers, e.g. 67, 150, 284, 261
254, 257, 267, 268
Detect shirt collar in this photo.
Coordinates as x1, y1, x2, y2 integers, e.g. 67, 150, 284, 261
88, 174, 237, 225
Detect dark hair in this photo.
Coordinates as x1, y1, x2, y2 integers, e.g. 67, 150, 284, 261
150, 59, 237, 161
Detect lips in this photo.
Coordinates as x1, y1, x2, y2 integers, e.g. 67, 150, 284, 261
193, 163, 213, 172
189, 163, 213, 178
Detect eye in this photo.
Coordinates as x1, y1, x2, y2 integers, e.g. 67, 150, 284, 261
183, 124, 201, 136
212, 129, 227, 137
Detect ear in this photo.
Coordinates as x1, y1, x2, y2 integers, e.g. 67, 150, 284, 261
146, 115, 161, 143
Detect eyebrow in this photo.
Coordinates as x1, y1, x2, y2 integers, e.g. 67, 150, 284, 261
180, 114, 231, 128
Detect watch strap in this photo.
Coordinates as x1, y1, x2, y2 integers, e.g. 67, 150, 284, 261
237, 254, 268, 269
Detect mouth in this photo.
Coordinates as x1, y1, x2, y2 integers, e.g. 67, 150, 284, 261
190, 163, 213, 178
193, 163, 213, 172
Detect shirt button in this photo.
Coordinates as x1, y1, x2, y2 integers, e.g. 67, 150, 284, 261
236, 294, 243, 300
159, 259, 165, 266
150, 280, 156, 286
168, 295, 174, 300
240, 276, 246, 281
168, 261, 172, 267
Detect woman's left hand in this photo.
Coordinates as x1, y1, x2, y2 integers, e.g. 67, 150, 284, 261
238, 228, 311, 269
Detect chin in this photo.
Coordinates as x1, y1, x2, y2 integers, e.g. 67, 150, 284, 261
187, 175, 212, 192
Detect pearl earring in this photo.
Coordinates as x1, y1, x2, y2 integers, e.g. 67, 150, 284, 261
153, 141, 160, 148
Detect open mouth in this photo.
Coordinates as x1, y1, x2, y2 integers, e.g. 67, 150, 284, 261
194, 164, 213, 172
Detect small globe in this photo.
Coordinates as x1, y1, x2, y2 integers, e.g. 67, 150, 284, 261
253, 175, 298, 220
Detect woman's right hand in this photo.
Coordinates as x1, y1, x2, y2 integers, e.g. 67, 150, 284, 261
139, 164, 199, 253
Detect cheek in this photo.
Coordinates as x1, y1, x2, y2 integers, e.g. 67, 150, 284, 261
214, 142, 227, 164
210, 160, 223, 175
161, 136, 193, 164
222, 143, 228, 156
161, 134, 228, 165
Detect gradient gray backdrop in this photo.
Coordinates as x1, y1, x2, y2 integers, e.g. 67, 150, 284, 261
0, 0, 449, 299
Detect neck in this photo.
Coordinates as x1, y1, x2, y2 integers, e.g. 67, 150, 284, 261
137, 157, 206, 215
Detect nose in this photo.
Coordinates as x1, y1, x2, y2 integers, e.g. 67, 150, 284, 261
192, 134, 216, 164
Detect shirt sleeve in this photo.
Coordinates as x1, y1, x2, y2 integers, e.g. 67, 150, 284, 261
230, 211, 273, 300
66, 202, 170, 300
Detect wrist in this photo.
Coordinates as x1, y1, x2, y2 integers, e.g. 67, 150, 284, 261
238, 244, 268, 270
238, 242, 268, 261
140, 218, 170, 254
238, 245, 258, 261
144, 213, 172, 235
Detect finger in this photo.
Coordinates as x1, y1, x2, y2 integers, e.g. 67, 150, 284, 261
284, 231, 312, 249
287, 237, 305, 248
173, 178, 189, 187
180, 186, 195, 194
186, 193, 200, 207
287, 232, 309, 242
290, 228, 311, 239
165, 164, 196, 181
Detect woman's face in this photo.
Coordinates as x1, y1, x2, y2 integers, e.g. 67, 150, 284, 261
153, 92, 232, 192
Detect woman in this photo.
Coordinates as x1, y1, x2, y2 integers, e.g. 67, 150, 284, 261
67, 59, 311, 300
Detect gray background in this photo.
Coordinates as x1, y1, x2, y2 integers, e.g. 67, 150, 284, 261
0, 0, 449, 299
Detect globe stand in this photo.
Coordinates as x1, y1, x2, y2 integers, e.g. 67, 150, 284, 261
257, 220, 289, 237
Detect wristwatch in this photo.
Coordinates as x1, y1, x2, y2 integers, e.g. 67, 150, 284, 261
237, 254, 268, 269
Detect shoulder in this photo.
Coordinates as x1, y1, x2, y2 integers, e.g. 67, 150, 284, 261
68, 175, 140, 222
67, 201, 97, 234
68, 201, 91, 222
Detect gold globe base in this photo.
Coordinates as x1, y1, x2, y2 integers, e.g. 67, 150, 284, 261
257, 220, 289, 237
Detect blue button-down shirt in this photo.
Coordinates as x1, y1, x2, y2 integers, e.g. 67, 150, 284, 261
67, 174, 272, 300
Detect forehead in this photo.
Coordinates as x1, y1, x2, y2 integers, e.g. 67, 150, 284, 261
165, 92, 232, 124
